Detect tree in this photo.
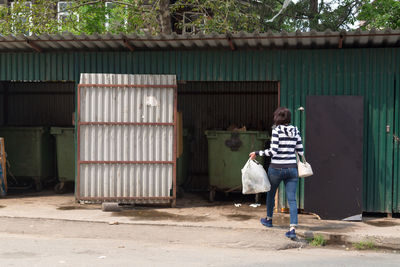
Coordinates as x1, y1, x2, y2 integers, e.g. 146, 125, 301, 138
309, 0, 319, 29
357, 0, 400, 30
0, 0, 162, 35
171, 0, 364, 33
0, 0, 381, 36
159, 0, 172, 34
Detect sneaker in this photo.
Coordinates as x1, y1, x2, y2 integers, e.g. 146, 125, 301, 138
285, 229, 296, 239
260, 218, 273, 227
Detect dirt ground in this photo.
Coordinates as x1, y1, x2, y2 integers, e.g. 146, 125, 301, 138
0, 187, 315, 229
0, 188, 280, 227
1, 187, 400, 251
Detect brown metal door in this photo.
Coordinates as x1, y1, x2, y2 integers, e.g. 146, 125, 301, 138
305, 96, 363, 220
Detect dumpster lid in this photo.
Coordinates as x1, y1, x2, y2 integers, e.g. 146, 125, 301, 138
0, 126, 48, 132
50, 127, 74, 135
205, 130, 270, 140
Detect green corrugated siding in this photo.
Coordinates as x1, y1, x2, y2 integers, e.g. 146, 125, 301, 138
394, 50, 400, 213
0, 48, 399, 213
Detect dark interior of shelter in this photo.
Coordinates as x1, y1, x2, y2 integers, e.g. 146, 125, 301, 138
177, 81, 278, 199
0, 81, 75, 193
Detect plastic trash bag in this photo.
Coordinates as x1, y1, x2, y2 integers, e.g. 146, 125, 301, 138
241, 159, 270, 194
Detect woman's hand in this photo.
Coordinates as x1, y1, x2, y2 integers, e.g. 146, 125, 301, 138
249, 152, 256, 160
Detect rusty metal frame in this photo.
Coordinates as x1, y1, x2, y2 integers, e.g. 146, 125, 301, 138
122, 38, 135, 52
80, 161, 175, 164
26, 40, 42, 53
76, 83, 177, 205
226, 34, 236, 51
78, 84, 177, 88
338, 35, 344, 49
79, 196, 174, 201
79, 122, 174, 126
0, 138, 7, 192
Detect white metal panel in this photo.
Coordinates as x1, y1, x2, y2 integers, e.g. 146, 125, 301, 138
80, 164, 172, 201
78, 74, 176, 204
80, 84, 174, 124
80, 125, 173, 162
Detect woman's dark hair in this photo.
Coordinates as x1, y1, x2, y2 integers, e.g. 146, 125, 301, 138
273, 107, 291, 125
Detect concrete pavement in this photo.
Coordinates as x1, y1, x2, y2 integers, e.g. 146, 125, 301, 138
0, 190, 399, 250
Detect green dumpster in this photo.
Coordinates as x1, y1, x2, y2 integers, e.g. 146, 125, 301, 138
205, 130, 270, 201
0, 127, 54, 190
50, 127, 75, 193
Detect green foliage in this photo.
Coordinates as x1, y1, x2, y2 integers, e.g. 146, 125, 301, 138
358, 0, 400, 30
353, 240, 375, 250
172, 0, 364, 33
171, 0, 265, 34
308, 234, 326, 247
0, 0, 161, 35
1, 0, 397, 36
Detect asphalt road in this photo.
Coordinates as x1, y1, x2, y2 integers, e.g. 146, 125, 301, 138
0, 217, 399, 267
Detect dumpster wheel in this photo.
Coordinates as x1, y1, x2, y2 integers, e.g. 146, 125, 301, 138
33, 177, 43, 192
209, 189, 216, 202
54, 182, 66, 194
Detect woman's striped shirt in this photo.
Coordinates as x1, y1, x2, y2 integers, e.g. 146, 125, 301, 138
255, 125, 304, 168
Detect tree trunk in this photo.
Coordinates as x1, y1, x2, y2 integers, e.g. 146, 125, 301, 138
309, 0, 319, 30
159, 0, 172, 34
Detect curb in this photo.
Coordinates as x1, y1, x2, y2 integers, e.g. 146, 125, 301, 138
0, 215, 272, 231
297, 229, 400, 250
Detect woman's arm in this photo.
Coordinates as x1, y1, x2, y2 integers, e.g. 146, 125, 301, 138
296, 132, 304, 156
249, 128, 279, 159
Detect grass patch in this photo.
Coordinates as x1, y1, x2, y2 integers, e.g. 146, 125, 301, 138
353, 241, 375, 250
308, 234, 326, 247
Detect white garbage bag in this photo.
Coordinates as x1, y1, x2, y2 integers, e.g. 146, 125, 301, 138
241, 159, 271, 194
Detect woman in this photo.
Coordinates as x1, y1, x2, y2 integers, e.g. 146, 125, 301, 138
249, 107, 304, 239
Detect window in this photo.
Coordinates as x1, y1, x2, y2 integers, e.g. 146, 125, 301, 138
57, 1, 78, 27
11, 1, 32, 36
105, 1, 127, 31
182, 12, 205, 35
105, 1, 116, 30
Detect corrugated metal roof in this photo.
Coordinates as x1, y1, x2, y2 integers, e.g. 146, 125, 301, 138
0, 29, 399, 52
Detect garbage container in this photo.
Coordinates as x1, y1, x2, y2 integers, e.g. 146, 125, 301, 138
51, 127, 75, 193
205, 130, 270, 201
0, 127, 54, 190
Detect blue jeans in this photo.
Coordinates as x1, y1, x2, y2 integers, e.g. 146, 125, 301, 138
266, 167, 299, 226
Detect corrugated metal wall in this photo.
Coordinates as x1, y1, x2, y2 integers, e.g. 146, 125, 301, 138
394, 57, 400, 213
178, 81, 277, 190
0, 48, 399, 212
78, 74, 176, 204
